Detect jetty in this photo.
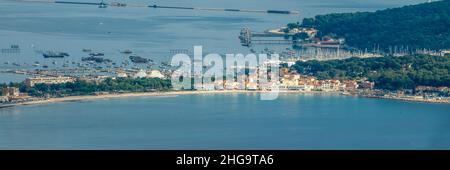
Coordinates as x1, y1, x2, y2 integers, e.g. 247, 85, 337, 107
239, 28, 292, 46
15, 0, 300, 15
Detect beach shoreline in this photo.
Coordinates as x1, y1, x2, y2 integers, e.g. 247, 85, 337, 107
1, 90, 449, 109
1, 90, 336, 108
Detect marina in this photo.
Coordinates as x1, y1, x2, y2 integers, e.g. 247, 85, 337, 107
1, 45, 20, 54
0, 0, 382, 74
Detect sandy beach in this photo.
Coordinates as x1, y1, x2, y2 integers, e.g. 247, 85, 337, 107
12, 90, 243, 107
1, 90, 448, 109
7, 90, 281, 107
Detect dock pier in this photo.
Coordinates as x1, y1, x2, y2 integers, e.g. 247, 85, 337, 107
239, 28, 292, 46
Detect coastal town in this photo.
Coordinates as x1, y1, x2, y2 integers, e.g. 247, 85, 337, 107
1, 60, 450, 108
2, 27, 450, 107
1, 24, 450, 106
4, 37, 449, 107
1, 0, 450, 107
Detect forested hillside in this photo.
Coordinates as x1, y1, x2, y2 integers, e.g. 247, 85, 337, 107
292, 55, 450, 90
298, 0, 450, 51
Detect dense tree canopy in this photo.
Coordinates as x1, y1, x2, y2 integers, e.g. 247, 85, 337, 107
1, 77, 172, 97
292, 55, 450, 90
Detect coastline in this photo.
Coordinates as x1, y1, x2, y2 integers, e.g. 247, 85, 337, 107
1, 90, 333, 108
1, 90, 449, 109
360, 95, 450, 104
1, 90, 258, 108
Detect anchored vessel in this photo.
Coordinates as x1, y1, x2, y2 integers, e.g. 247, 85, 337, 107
89, 52, 105, 56
43, 51, 69, 58
129, 55, 148, 63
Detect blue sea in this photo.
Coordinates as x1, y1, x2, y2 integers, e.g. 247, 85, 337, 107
0, 93, 449, 149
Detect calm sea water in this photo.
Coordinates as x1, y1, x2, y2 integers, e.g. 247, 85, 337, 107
1, 0, 446, 150
0, 93, 449, 149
